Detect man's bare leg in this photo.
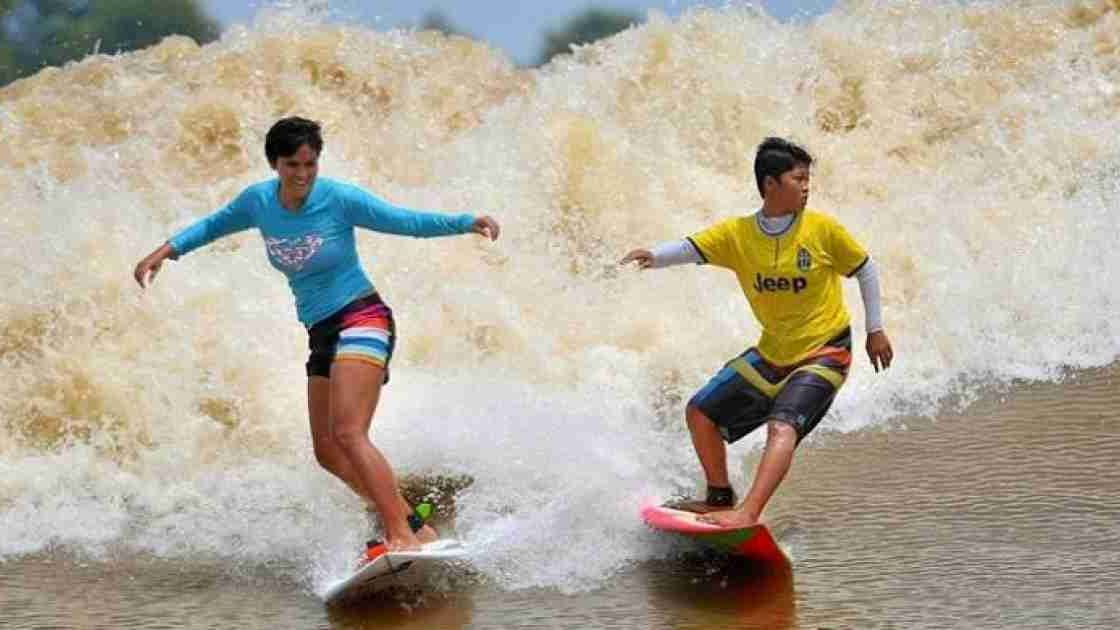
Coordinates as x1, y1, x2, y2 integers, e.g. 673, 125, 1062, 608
699, 420, 798, 527
666, 405, 737, 512
686, 404, 730, 488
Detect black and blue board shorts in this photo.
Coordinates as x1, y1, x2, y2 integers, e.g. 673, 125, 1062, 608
689, 328, 853, 443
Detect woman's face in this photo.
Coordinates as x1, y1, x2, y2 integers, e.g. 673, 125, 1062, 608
273, 143, 319, 196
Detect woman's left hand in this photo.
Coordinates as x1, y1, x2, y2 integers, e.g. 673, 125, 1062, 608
472, 215, 500, 241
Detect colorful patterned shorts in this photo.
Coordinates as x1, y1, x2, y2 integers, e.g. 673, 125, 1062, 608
305, 292, 396, 383
689, 328, 853, 443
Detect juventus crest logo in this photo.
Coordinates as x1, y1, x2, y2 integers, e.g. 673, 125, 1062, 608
797, 247, 812, 271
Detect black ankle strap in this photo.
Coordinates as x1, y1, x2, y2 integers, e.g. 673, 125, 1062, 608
706, 486, 735, 506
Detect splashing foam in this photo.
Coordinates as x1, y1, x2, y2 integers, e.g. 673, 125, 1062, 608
1, 0, 1118, 592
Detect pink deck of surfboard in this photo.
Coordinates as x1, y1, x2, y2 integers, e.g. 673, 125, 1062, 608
640, 500, 787, 564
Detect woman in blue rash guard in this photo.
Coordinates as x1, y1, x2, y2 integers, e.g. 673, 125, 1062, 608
133, 117, 500, 553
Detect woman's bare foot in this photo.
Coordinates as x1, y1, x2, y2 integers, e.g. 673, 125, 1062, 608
416, 523, 439, 544
384, 520, 440, 550
385, 527, 423, 552
697, 508, 760, 528
364, 506, 438, 551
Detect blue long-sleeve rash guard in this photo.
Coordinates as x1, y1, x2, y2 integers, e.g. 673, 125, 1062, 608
169, 177, 475, 326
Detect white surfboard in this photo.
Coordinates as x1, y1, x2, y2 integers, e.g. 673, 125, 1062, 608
322, 539, 468, 603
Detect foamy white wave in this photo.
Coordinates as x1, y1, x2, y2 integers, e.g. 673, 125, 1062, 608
1, 0, 1118, 592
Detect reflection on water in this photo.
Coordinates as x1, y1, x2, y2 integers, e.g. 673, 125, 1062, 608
645, 555, 796, 630
326, 589, 474, 630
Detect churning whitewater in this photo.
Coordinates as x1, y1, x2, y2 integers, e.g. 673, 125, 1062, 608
1, 0, 1118, 593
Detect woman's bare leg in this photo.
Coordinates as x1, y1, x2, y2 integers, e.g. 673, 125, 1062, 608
308, 371, 435, 548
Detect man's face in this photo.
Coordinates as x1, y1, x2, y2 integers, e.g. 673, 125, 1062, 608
767, 163, 810, 211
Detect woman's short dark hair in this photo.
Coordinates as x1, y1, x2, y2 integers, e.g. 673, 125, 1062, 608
265, 117, 324, 165
754, 137, 812, 197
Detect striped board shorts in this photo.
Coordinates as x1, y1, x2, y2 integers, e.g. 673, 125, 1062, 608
688, 328, 853, 443
305, 292, 396, 383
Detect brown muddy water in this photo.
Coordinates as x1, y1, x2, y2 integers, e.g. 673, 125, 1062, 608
3, 365, 1117, 629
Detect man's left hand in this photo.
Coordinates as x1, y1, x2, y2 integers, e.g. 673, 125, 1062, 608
866, 330, 893, 372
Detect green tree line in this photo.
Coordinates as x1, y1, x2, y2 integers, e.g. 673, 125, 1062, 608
0, 2, 639, 86
418, 7, 640, 66
0, 0, 219, 85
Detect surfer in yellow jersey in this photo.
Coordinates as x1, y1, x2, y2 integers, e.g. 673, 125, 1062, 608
622, 137, 894, 528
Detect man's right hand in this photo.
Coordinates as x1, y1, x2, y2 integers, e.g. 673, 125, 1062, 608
620, 249, 654, 269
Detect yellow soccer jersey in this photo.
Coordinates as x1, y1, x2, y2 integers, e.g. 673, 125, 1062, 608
689, 209, 869, 366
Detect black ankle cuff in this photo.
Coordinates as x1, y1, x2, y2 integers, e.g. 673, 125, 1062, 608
706, 486, 735, 507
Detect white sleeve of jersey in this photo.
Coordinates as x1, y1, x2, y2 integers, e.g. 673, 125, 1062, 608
854, 257, 884, 333
650, 239, 704, 268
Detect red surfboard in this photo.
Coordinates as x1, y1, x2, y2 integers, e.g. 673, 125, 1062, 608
640, 499, 787, 564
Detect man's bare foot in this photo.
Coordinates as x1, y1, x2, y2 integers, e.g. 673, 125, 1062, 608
697, 509, 760, 528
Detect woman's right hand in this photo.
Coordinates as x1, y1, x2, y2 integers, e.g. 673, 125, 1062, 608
620, 248, 654, 269
133, 243, 175, 289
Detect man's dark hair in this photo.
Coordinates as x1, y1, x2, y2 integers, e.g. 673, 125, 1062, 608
754, 137, 813, 197
265, 117, 324, 165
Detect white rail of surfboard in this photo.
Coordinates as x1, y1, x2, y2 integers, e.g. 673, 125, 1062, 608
322, 539, 468, 602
